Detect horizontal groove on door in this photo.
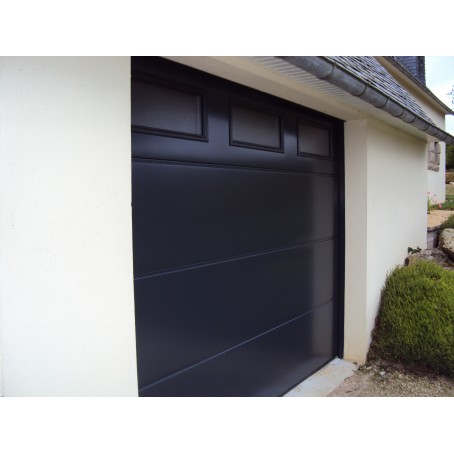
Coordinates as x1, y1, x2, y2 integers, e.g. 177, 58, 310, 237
134, 235, 338, 280
132, 159, 338, 275
139, 299, 338, 397
139, 297, 337, 394
132, 156, 339, 178
134, 238, 338, 387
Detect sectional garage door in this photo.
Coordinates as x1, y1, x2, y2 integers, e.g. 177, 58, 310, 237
131, 57, 344, 396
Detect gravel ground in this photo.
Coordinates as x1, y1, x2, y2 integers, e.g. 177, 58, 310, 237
427, 210, 453, 228
327, 209, 454, 398
328, 359, 454, 397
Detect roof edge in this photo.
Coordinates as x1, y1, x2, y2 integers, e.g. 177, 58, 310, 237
279, 56, 454, 145
382, 57, 454, 115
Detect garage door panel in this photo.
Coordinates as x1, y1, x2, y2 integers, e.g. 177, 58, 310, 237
132, 57, 343, 396
132, 67, 339, 175
132, 131, 338, 175
132, 159, 338, 276
134, 239, 337, 387
139, 300, 337, 396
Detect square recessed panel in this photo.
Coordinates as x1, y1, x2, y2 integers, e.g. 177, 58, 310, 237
231, 104, 281, 150
298, 122, 331, 158
132, 79, 203, 136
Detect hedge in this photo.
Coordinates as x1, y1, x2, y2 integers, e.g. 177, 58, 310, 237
370, 261, 454, 377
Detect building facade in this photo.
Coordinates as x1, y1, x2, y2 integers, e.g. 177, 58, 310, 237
0, 56, 452, 396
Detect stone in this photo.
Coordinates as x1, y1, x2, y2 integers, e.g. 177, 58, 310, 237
439, 229, 454, 261
405, 247, 454, 270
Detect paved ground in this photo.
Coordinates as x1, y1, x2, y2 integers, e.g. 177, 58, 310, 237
284, 358, 357, 397
428, 209, 453, 228
328, 359, 454, 397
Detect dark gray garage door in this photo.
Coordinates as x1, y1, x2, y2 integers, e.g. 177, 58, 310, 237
131, 57, 344, 396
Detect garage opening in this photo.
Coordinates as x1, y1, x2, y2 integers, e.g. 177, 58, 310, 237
131, 57, 344, 396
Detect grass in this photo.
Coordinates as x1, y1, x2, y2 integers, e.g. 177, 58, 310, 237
435, 195, 454, 210
440, 213, 454, 231
429, 185, 454, 210
370, 261, 454, 377
446, 184, 454, 196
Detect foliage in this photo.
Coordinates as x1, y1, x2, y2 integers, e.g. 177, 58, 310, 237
446, 145, 454, 171
448, 86, 454, 108
446, 172, 454, 184
439, 212, 454, 230
370, 261, 454, 377
434, 192, 454, 210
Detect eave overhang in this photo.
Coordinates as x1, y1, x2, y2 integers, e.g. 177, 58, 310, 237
279, 56, 454, 145
382, 56, 454, 116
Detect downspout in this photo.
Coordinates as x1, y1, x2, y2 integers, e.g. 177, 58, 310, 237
280, 56, 454, 145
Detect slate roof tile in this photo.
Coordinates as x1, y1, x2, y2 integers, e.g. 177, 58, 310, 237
324, 56, 435, 125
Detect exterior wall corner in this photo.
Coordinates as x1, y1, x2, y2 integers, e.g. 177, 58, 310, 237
343, 119, 369, 363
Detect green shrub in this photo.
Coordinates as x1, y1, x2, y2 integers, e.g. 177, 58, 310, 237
440, 213, 454, 231
446, 145, 454, 171
370, 261, 454, 377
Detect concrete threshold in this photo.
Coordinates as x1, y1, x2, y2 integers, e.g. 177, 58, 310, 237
284, 358, 357, 397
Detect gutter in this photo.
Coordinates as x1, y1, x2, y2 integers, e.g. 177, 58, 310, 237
382, 57, 454, 115
279, 56, 454, 145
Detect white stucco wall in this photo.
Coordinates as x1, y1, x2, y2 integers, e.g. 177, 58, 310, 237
344, 119, 427, 363
427, 142, 446, 204
379, 58, 448, 204
344, 120, 369, 361
0, 57, 138, 396
0, 56, 437, 394
367, 120, 427, 338
415, 95, 447, 204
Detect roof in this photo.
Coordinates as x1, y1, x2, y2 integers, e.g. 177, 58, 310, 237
280, 56, 454, 145
384, 56, 454, 115
324, 56, 435, 124
393, 56, 426, 85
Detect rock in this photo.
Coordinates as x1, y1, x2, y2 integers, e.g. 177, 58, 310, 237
406, 253, 422, 266
439, 229, 454, 261
405, 247, 454, 270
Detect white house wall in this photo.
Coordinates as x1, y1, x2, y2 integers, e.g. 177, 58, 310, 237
406, 84, 447, 203
427, 143, 446, 204
0, 56, 434, 394
0, 57, 138, 396
379, 58, 447, 204
366, 119, 427, 357
343, 120, 369, 361
343, 118, 427, 363
410, 88, 446, 204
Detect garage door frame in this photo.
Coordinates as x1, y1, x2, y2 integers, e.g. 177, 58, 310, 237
131, 57, 345, 396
